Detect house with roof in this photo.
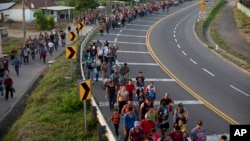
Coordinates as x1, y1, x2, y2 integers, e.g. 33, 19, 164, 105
0, 0, 74, 22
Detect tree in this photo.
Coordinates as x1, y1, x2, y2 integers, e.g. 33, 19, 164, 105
33, 9, 48, 30
75, 0, 100, 11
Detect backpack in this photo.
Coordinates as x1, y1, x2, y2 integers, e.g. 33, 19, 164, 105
147, 92, 156, 99
196, 130, 206, 141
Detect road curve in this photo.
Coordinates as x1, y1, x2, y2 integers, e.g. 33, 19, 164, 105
147, 0, 250, 126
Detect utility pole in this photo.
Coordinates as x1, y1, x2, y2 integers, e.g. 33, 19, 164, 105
22, 0, 26, 44
45, 0, 47, 15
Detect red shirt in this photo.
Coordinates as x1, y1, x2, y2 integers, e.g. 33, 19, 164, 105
140, 119, 156, 136
4, 77, 13, 87
126, 83, 135, 96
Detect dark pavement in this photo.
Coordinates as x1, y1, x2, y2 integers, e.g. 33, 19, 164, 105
217, 0, 250, 57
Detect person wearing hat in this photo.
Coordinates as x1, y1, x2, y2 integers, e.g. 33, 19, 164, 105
190, 120, 206, 141
160, 92, 174, 112
173, 103, 189, 123
128, 121, 145, 141
140, 113, 156, 136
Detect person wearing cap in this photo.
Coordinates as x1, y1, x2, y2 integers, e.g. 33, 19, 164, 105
140, 113, 156, 136
190, 120, 206, 141
128, 121, 145, 141
160, 92, 174, 113
173, 103, 189, 123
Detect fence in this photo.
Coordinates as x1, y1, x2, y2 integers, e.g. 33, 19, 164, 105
79, 26, 117, 141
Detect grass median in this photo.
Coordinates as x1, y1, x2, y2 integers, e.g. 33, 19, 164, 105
2, 37, 99, 141
195, 0, 250, 73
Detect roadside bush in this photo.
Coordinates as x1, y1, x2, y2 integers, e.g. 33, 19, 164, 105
33, 9, 48, 30
47, 15, 55, 29
59, 88, 82, 113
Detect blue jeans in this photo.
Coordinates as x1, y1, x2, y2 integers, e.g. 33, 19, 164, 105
87, 69, 94, 81
109, 93, 116, 109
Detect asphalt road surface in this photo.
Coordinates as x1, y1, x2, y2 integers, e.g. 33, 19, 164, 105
90, 1, 234, 140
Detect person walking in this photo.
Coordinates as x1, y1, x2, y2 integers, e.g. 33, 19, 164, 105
190, 120, 207, 141
128, 121, 145, 141
123, 106, 137, 141
12, 56, 21, 76
4, 74, 13, 101
110, 108, 121, 139
106, 80, 117, 110
117, 85, 129, 115
40, 47, 47, 63
2, 56, 10, 73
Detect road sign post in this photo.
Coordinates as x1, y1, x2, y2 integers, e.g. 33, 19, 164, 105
66, 46, 77, 79
79, 80, 92, 134
68, 31, 77, 41
200, 0, 206, 11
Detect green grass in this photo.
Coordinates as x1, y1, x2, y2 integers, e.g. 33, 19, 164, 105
2, 37, 99, 141
195, 0, 250, 73
2, 37, 24, 56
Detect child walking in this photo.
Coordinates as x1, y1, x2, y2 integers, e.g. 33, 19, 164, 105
110, 108, 121, 139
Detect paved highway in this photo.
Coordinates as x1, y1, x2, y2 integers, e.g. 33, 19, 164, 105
88, 1, 238, 140
148, 1, 250, 125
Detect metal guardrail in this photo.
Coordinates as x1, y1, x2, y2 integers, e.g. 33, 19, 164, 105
80, 26, 117, 141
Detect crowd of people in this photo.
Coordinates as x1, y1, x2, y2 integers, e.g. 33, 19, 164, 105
0, 23, 68, 101
83, 1, 229, 141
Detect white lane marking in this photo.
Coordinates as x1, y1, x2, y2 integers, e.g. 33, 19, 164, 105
189, 58, 197, 64
174, 27, 177, 30
99, 33, 144, 38
229, 85, 250, 96
173, 34, 176, 38
127, 23, 150, 27
114, 38, 117, 42
176, 23, 179, 27
120, 30, 122, 33
142, 17, 162, 20
179, 21, 181, 24
123, 29, 147, 32
206, 134, 229, 141
175, 39, 177, 43
111, 34, 145, 38
177, 44, 181, 49
119, 62, 158, 66
202, 68, 215, 77
92, 40, 146, 45
117, 50, 149, 54
135, 20, 155, 23
173, 30, 175, 34
182, 51, 187, 56
99, 100, 203, 107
